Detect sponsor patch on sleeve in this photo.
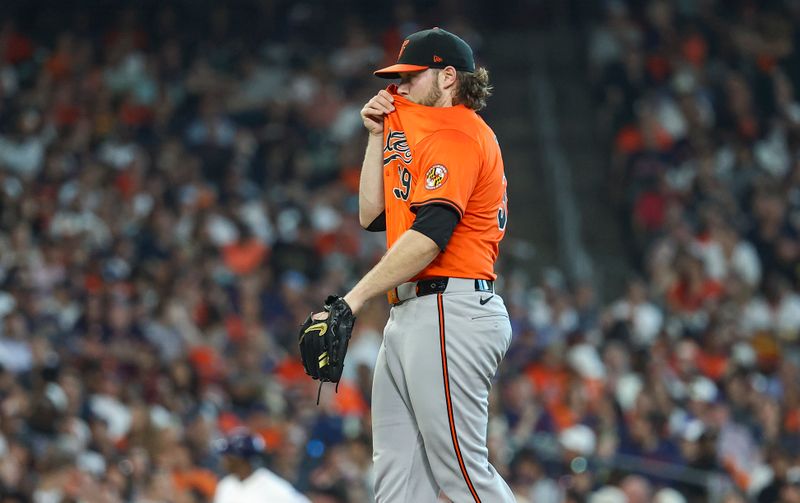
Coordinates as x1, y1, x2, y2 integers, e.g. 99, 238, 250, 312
424, 164, 448, 190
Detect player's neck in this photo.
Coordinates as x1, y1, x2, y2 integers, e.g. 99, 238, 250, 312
429, 92, 455, 108
438, 96, 455, 107
233, 464, 256, 481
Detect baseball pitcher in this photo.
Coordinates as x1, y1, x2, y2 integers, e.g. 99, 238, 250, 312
300, 27, 512, 502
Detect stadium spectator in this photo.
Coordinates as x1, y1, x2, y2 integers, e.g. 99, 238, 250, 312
213, 430, 309, 503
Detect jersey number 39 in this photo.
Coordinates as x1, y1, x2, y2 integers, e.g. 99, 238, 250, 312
393, 166, 411, 201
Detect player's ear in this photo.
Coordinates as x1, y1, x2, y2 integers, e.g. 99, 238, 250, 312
440, 66, 458, 90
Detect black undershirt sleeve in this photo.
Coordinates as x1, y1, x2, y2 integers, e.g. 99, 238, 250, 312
410, 203, 460, 251
366, 211, 386, 232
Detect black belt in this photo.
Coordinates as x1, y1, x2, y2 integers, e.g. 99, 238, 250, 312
388, 277, 495, 305
416, 277, 494, 295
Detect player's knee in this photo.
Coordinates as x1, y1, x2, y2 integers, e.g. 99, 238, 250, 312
419, 430, 491, 478
428, 457, 499, 502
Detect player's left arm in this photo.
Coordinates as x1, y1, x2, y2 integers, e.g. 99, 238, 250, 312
317, 205, 456, 317
343, 229, 440, 315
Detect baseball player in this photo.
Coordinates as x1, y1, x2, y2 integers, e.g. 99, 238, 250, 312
309, 27, 512, 502
213, 430, 310, 503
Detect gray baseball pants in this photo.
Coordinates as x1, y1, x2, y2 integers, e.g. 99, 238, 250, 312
371, 278, 515, 502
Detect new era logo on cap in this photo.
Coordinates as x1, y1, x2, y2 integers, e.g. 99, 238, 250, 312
374, 27, 476, 79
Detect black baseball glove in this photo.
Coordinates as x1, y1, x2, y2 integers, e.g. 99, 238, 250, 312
299, 295, 356, 401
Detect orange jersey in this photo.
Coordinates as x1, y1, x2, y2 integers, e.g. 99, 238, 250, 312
381, 85, 508, 280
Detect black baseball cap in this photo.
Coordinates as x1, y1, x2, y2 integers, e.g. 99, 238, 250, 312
215, 430, 266, 459
374, 27, 475, 79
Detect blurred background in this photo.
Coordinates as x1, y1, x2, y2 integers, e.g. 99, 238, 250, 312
0, 0, 799, 502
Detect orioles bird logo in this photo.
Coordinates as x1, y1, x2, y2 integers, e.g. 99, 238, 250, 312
398, 39, 410, 59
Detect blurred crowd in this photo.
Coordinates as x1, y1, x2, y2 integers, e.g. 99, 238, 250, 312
580, 0, 800, 502
0, 0, 799, 502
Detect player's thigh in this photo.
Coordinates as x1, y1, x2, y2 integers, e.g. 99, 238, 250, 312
372, 340, 439, 502
372, 342, 410, 431
408, 291, 511, 402
404, 292, 511, 465
372, 328, 420, 457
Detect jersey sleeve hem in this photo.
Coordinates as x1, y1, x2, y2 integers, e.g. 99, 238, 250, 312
365, 211, 386, 232
409, 198, 464, 219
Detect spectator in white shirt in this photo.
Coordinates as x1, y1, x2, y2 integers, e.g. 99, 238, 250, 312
608, 278, 664, 347
695, 221, 762, 288
741, 274, 800, 341
213, 430, 310, 503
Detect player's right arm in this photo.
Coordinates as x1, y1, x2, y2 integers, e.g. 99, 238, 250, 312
358, 90, 394, 229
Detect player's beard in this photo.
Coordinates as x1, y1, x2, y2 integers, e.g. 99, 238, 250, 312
418, 80, 443, 107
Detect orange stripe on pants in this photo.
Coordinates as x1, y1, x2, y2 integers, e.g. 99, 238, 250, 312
437, 293, 481, 503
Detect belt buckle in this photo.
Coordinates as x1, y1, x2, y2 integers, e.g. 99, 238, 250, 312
475, 279, 493, 293
387, 288, 400, 305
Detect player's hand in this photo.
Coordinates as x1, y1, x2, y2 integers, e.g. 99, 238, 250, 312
311, 293, 362, 319
360, 90, 394, 136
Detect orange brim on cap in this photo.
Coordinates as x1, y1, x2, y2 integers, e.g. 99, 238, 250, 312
373, 63, 430, 78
